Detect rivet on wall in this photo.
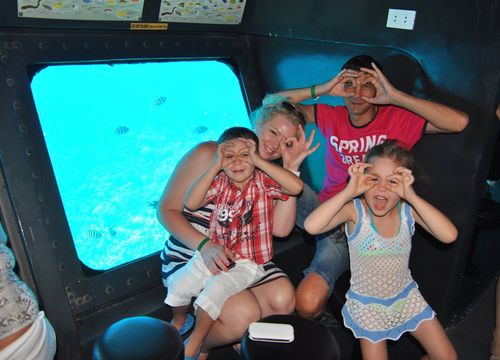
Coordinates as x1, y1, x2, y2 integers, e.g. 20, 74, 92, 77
38, 42, 47, 50
62, 43, 70, 50
84, 42, 92, 50
75, 297, 84, 306
6, 78, 15, 87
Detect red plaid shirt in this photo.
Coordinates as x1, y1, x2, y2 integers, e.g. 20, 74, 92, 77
205, 169, 288, 264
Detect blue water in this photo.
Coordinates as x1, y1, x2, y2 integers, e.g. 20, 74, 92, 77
30, 61, 250, 270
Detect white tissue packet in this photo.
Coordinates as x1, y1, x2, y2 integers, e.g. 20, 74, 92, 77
248, 322, 294, 343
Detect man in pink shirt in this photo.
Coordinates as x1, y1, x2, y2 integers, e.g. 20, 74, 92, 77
270, 55, 469, 319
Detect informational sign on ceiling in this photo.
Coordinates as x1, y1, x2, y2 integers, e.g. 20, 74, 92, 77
17, 0, 246, 24
18, 0, 145, 21
159, 0, 246, 25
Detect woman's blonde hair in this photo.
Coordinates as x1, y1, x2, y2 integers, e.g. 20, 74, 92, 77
252, 95, 306, 132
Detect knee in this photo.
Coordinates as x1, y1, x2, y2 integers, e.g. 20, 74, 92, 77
267, 281, 295, 314
218, 302, 261, 336
295, 277, 328, 319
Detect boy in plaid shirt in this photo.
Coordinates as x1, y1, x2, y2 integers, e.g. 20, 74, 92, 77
165, 127, 303, 359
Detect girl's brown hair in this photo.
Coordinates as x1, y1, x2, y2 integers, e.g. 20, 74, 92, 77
365, 139, 415, 170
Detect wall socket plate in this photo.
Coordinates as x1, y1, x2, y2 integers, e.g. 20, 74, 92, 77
386, 9, 416, 30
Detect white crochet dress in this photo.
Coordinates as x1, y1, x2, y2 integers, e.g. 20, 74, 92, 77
341, 199, 435, 342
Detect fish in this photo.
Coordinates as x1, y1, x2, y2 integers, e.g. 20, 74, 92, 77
107, 226, 117, 237
115, 10, 128, 17
152, 96, 167, 107
114, 126, 129, 135
148, 200, 159, 209
192, 125, 208, 134
87, 229, 103, 239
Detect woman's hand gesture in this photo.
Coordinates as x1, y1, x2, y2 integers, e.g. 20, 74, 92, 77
281, 126, 320, 171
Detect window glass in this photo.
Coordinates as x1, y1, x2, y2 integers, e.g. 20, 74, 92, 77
30, 61, 250, 270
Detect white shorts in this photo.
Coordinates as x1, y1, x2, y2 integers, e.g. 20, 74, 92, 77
0, 311, 56, 360
165, 251, 265, 320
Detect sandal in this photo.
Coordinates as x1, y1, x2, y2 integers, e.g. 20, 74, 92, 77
174, 313, 195, 337
232, 343, 241, 356
198, 351, 209, 360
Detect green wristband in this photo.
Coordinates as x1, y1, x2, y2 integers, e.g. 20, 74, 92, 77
311, 84, 319, 100
197, 237, 211, 252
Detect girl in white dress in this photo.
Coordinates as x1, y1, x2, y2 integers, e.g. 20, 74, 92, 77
304, 140, 457, 360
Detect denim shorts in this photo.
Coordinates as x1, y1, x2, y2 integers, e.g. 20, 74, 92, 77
297, 184, 349, 295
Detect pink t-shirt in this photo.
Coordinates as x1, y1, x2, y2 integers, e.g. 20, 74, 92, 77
316, 104, 426, 202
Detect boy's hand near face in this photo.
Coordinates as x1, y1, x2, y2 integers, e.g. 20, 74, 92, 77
215, 142, 235, 170
241, 138, 263, 167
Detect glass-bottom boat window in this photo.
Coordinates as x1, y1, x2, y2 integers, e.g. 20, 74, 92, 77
30, 61, 250, 271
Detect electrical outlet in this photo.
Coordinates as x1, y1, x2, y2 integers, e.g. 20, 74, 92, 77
386, 9, 416, 30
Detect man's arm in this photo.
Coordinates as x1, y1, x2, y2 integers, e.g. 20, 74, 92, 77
266, 69, 358, 124
361, 63, 469, 134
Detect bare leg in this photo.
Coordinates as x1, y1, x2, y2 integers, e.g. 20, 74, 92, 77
184, 308, 215, 358
360, 339, 388, 360
492, 277, 500, 358
411, 318, 457, 360
202, 277, 294, 352
202, 288, 261, 350
170, 304, 190, 331
249, 276, 295, 317
295, 272, 330, 318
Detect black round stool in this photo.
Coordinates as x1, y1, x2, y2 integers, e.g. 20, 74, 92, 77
241, 314, 340, 360
92, 316, 183, 360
